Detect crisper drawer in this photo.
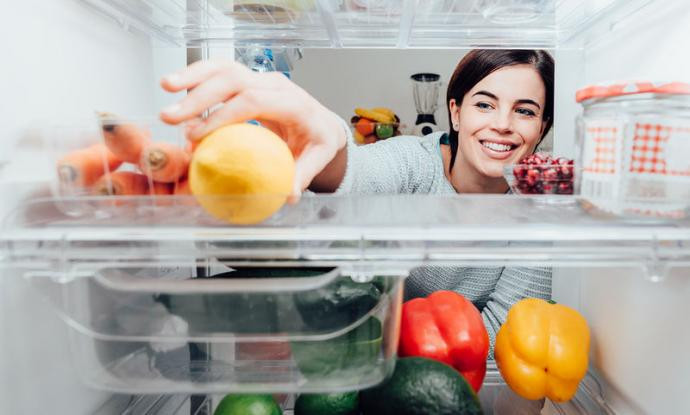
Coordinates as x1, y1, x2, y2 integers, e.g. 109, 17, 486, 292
27, 264, 403, 394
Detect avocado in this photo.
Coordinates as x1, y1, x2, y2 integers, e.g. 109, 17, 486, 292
360, 357, 483, 415
294, 391, 359, 415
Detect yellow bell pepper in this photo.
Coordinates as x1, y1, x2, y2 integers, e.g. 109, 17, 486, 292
494, 298, 590, 402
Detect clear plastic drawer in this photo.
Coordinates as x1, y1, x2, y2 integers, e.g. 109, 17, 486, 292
30, 264, 403, 393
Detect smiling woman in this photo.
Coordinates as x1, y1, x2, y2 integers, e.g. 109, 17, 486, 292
159, 49, 555, 355
446, 50, 554, 193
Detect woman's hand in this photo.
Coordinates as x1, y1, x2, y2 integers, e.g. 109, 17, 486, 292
159, 58, 347, 199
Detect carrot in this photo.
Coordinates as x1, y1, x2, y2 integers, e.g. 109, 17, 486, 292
173, 179, 192, 195
57, 143, 122, 187
139, 142, 190, 183
92, 171, 149, 196
148, 181, 175, 206
170, 179, 197, 208
151, 181, 174, 195
98, 112, 151, 163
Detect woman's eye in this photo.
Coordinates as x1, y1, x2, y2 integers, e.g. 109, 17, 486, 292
516, 108, 536, 116
475, 102, 493, 110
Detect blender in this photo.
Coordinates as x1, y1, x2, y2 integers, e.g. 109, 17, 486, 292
411, 73, 442, 136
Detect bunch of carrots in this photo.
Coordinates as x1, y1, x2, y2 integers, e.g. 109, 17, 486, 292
57, 113, 193, 198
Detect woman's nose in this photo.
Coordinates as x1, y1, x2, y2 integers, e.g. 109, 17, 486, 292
491, 109, 513, 133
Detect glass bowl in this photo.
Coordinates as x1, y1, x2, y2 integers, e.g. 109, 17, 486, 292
503, 161, 576, 195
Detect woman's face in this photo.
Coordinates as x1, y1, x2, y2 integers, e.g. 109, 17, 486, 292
450, 64, 547, 179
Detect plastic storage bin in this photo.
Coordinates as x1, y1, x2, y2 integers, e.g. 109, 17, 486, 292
49, 115, 196, 218
27, 261, 403, 393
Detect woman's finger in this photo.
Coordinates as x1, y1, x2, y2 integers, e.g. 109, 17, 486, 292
160, 59, 240, 92
160, 72, 251, 125
291, 143, 337, 199
186, 89, 303, 141
184, 117, 204, 141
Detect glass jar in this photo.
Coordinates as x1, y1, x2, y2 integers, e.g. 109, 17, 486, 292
575, 81, 690, 219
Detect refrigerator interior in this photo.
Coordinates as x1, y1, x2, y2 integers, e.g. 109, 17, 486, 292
1, 1, 689, 414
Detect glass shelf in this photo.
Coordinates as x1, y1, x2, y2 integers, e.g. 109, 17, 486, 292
78, 0, 656, 48
3, 195, 689, 278
93, 363, 615, 414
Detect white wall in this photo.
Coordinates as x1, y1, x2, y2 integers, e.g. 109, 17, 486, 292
552, 1, 690, 413
0, 1, 178, 414
291, 49, 465, 134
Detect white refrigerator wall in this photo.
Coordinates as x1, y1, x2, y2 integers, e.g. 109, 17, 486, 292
2, 2, 689, 415
0, 1, 182, 414
552, 2, 690, 414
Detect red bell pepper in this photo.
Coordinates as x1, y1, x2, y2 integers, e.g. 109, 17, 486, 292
398, 290, 489, 393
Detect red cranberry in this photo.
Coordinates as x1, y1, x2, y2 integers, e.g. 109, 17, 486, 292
543, 168, 559, 182
557, 182, 573, 195
513, 165, 527, 179
560, 166, 573, 179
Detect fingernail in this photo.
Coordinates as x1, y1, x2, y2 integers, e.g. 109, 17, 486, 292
162, 104, 181, 116
165, 73, 181, 86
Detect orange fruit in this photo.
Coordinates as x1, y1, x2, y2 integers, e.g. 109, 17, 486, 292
355, 118, 376, 136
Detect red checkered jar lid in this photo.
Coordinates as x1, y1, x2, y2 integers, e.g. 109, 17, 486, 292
576, 81, 690, 103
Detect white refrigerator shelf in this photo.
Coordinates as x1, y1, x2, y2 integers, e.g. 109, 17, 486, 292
77, 0, 656, 48
2, 194, 690, 276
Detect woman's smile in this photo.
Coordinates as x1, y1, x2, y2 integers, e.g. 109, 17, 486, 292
478, 139, 519, 160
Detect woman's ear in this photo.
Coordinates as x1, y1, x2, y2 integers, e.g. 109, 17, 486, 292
540, 118, 549, 136
449, 99, 460, 131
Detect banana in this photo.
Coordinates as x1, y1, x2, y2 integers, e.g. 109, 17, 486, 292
372, 107, 396, 120
353, 130, 366, 144
355, 107, 393, 124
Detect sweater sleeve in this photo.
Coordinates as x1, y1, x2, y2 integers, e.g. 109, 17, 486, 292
335, 134, 439, 195
482, 266, 552, 359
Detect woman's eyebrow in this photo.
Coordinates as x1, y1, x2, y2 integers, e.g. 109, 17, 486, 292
472, 90, 498, 100
515, 99, 541, 109
472, 90, 542, 110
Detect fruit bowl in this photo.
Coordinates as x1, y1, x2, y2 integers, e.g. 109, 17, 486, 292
351, 116, 401, 145
504, 154, 576, 195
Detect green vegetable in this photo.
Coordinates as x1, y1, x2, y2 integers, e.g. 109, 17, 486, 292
294, 391, 359, 415
157, 267, 338, 333
294, 277, 382, 331
360, 357, 482, 415
375, 124, 394, 139
213, 394, 282, 415
291, 317, 382, 379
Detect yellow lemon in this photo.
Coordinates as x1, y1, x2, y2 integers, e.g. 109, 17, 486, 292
189, 124, 295, 224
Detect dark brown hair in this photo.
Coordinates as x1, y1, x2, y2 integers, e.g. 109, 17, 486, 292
446, 49, 554, 171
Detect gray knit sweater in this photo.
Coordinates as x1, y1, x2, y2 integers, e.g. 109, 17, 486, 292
336, 131, 552, 357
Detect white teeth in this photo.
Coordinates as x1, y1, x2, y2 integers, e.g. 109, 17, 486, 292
481, 141, 513, 152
